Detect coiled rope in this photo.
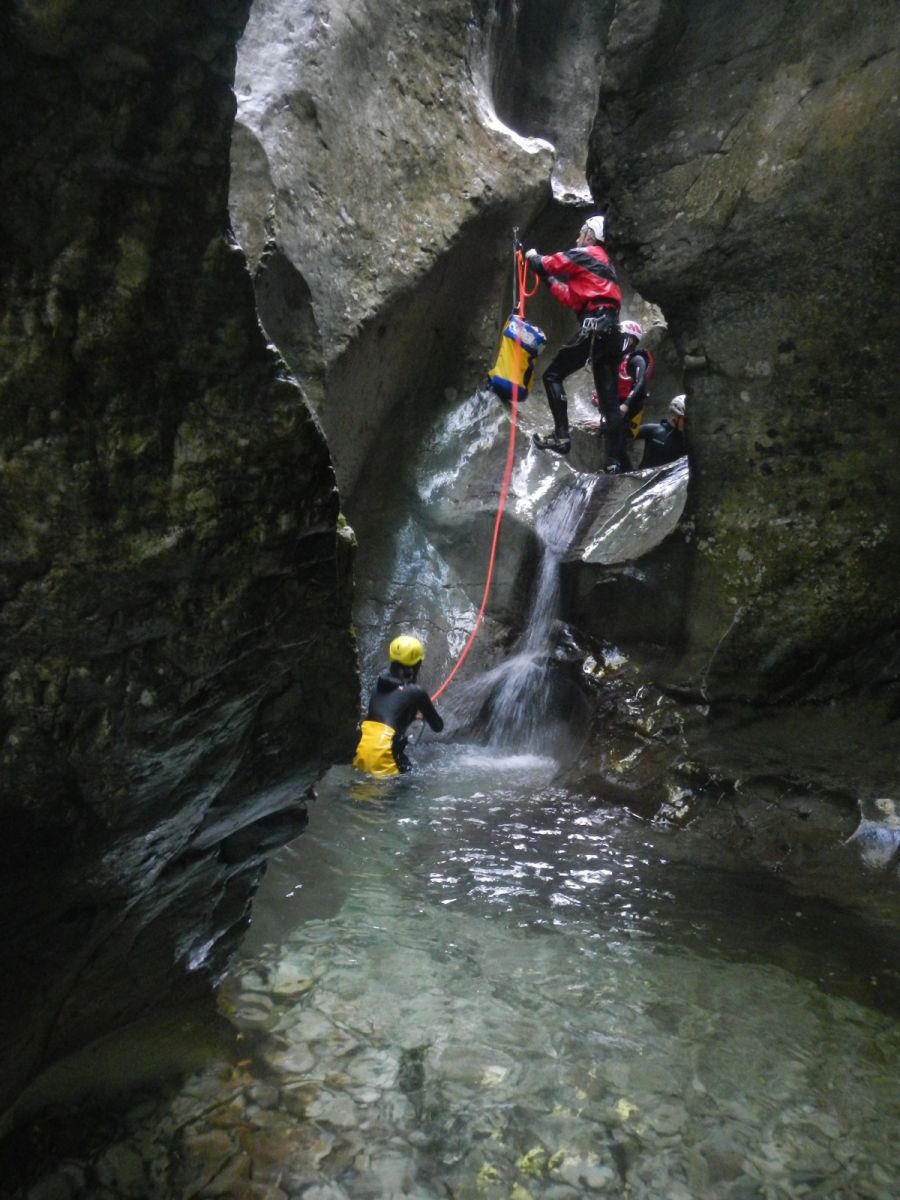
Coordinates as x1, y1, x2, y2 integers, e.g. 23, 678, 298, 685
431, 243, 538, 702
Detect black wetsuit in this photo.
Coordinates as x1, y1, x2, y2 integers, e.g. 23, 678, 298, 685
635, 418, 686, 467
542, 315, 622, 444
620, 351, 652, 425
366, 671, 444, 771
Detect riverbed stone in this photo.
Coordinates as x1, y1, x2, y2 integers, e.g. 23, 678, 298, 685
233, 993, 277, 1030
232, 1186, 289, 1200
305, 1090, 359, 1129
271, 963, 317, 997
344, 1049, 400, 1090
93, 1144, 148, 1195
26, 1166, 87, 1200
556, 1156, 617, 1191
264, 1045, 317, 1076
175, 1127, 242, 1194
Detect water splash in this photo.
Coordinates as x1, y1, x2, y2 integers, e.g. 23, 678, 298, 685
481, 477, 596, 753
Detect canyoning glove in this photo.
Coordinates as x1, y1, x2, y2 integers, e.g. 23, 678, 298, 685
525, 248, 543, 274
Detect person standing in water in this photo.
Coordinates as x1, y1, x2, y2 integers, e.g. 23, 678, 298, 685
525, 214, 624, 470
353, 636, 444, 777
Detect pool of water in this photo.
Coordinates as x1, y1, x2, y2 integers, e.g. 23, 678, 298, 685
224, 747, 899, 1199
7, 745, 899, 1199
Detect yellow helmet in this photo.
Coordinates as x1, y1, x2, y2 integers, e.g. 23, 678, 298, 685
389, 635, 425, 667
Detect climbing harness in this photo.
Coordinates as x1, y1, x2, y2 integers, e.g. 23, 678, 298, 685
431, 234, 540, 703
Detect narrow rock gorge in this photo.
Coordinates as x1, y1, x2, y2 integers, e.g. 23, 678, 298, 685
1, 0, 898, 1153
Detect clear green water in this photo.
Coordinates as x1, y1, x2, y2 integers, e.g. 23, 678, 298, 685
6, 746, 898, 1199
226, 747, 899, 1199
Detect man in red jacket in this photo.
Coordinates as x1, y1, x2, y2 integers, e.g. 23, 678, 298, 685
526, 215, 624, 470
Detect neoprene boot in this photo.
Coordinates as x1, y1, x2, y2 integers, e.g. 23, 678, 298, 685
534, 378, 571, 454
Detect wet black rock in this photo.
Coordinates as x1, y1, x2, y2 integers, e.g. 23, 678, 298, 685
0, 1, 358, 1119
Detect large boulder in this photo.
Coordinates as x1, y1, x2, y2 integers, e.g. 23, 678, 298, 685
229, 0, 557, 497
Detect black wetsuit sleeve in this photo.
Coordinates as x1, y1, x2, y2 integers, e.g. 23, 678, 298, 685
636, 420, 684, 467
628, 356, 648, 402
635, 421, 665, 442
415, 689, 444, 732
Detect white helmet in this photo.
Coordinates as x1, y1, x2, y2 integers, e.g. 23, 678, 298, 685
620, 320, 643, 342
669, 394, 686, 417
581, 215, 607, 244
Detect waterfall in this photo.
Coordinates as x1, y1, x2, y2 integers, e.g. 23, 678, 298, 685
475, 476, 597, 754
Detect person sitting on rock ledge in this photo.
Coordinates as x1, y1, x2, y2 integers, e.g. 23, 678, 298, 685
353, 636, 444, 777
635, 394, 687, 467
525, 215, 624, 469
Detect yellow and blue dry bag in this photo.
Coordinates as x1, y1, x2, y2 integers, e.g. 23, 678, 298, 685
489, 314, 546, 400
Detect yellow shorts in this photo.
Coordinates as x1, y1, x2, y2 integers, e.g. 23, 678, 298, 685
352, 720, 400, 778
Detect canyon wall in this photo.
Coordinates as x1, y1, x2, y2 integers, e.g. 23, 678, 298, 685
0, 0, 357, 1118
588, 0, 900, 702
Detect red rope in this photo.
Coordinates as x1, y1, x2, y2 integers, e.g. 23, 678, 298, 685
431, 249, 535, 702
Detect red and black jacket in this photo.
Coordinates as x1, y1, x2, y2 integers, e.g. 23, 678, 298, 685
534, 244, 622, 318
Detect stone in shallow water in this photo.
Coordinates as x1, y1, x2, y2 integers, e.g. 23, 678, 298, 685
94, 1142, 148, 1193
246, 1081, 281, 1111
306, 1089, 359, 1128
352, 1146, 416, 1195
175, 1128, 242, 1195
26, 1165, 86, 1200
232, 991, 276, 1029
271, 962, 316, 996
557, 1156, 616, 1190
647, 1101, 686, 1136
237, 969, 268, 992
264, 1044, 316, 1075
344, 1048, 399, 1089
233, 1186, 289, 1200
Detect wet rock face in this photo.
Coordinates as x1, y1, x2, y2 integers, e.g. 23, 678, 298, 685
232, 0, 900, 709
228, 0, 595, 496
590, 0, 900, 700
0, 3, 357, 1114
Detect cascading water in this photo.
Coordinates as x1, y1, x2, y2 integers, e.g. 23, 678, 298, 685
468, 475, 597, 755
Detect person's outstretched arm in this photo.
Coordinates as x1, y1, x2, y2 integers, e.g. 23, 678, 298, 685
416, 689, 444, 732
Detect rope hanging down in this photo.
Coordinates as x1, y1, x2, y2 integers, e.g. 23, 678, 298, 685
431, 240, 539, 703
